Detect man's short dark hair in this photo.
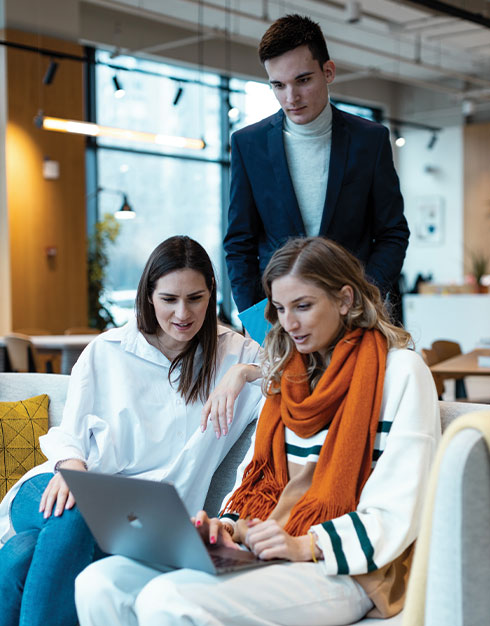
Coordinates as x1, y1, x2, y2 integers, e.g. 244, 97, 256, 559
258, 14, 329, 66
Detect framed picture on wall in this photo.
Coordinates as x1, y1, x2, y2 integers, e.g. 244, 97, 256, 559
414, 195, 444, 245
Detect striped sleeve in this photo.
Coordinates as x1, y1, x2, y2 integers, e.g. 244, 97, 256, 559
311, 349, 441, 576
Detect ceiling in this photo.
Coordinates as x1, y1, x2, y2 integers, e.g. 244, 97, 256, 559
78, 0, 490, 101
4, 0, 490, 114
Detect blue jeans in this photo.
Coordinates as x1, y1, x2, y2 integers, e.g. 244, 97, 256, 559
0, 473, 105, 626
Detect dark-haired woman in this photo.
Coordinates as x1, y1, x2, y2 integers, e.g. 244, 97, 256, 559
76, 237, 440, 626
0, 236, 263, 626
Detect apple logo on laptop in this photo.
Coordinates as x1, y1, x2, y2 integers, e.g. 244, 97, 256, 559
127, 513, 143, 529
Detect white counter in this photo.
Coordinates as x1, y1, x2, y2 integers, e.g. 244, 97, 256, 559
403, 294, 490, 352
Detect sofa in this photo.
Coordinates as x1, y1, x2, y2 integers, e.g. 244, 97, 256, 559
1, 372, 489, 625
0, 372, 255, 516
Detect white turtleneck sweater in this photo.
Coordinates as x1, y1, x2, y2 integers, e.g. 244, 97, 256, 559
283, 103, 333, 237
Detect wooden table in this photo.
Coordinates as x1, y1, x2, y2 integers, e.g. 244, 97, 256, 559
0, 334, 97, 374
431, 348, 490, 378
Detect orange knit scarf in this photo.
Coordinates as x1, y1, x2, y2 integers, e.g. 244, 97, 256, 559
223, 328, 387, 536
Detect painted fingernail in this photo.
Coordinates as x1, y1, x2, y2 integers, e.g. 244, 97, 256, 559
210, 536, 216, 544
215, 431, 220, 439
196, 520, 202, 527
223, 428, 228, 436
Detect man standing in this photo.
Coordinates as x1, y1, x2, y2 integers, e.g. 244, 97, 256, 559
224, 14, 409, 315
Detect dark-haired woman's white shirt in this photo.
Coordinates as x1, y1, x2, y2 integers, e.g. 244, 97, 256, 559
0, 317, 263, 545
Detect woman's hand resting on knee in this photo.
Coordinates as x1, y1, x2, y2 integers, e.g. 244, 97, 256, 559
39, 458, 87, 519
192, 510, 240, 550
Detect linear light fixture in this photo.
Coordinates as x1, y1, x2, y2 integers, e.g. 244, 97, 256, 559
34, 114, 206, 150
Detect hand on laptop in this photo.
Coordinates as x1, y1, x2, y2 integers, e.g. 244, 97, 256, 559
39, 458, 87, 519
201, 364, 261, 438
192, 510, 240, 550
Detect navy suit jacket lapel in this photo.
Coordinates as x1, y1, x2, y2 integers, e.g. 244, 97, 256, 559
267, 110, 306, 235
319, 106, 349, 234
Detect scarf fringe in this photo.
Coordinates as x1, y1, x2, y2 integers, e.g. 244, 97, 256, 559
222, 459, 284, 520
284, 497, 356, 537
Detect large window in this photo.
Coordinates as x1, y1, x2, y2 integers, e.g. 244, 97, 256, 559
92, 52, 227, 324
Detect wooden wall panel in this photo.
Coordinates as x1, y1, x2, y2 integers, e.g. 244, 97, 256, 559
6, 29, 88, 332
463, 123, 490, 276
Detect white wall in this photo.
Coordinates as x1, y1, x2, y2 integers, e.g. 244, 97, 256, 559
404, 294, 490, 352
397, 125, 464, 290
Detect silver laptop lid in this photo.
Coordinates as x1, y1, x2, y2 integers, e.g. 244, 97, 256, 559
60, 469, 217, 574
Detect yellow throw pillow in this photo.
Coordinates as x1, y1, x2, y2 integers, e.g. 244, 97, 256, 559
0, 394, 49, 499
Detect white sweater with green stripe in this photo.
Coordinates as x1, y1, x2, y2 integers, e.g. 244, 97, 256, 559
222, 348, 441, 577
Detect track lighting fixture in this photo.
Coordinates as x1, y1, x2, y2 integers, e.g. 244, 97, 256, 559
346, 0, 361, 24
172, 85, 184, 106
427, 132, 438, 150
43, 60, 58, 85
394, 128, 406, 147
112, 75, 125, 99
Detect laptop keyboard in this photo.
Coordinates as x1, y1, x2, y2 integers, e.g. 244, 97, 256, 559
210, 552, 248, 569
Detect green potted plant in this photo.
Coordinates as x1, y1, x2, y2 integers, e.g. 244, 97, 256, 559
87, 213, 121, 330
469, 250, 489, 293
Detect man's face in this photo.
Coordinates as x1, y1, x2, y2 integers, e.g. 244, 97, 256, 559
265, 45, 335, 125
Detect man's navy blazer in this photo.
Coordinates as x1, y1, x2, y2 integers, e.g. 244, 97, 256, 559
224, 105, 410, 313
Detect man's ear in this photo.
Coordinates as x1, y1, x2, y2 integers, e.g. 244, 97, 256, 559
323, 59, 336, 84
339, 285, 354, 315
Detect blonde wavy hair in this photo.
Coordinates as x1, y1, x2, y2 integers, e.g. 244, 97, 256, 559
261, 237, 412, 394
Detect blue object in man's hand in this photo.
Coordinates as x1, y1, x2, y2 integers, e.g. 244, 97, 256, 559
238, 298, 272, 345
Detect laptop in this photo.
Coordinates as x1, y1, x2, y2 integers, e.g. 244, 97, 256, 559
60, 469, 283, 575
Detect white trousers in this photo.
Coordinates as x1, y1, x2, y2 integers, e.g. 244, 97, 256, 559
75, 555, 373, 626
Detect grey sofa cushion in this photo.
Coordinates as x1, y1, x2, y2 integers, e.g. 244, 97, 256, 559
203, 420, 256, 516
425, 427, 490, 626
438, 400, 488, 431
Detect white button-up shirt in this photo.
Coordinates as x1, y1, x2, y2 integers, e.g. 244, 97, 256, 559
0, 319, 263, 544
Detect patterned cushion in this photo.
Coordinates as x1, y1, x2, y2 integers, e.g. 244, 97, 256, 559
0, 394, 49, 499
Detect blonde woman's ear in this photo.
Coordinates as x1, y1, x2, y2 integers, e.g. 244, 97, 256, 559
339, 285, 354, 315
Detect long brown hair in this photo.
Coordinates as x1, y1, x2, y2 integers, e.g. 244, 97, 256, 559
261, 237, 412, 393
136, 236, 217, 404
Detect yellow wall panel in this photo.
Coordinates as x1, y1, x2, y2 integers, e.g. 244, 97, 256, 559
6, 29, 87, 332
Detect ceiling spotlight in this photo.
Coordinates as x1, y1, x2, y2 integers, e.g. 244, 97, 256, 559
112, 75, 125, 99
43, 60, 59, 85
427, 132, 438, 150
394, 127, 405, 147
173, 85, 184, 106
346, 0, 361, 24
